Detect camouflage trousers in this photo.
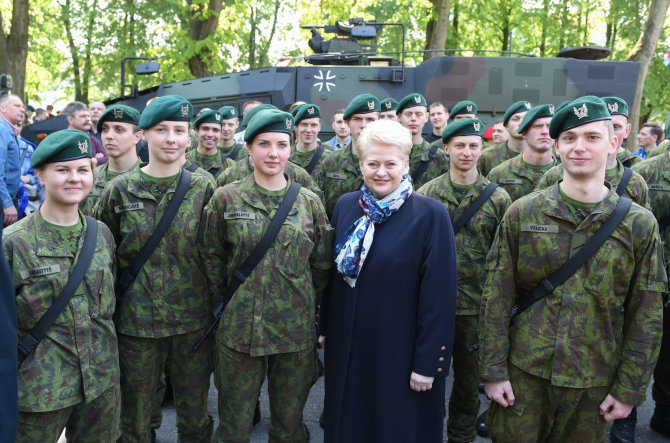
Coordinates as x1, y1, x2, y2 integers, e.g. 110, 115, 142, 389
118, 330, 214, 443
447, 315, 480, 442
653, 308, 670, 405
487, 364, 610, 442
17, 385, 120, 443
213, 343, 318, 443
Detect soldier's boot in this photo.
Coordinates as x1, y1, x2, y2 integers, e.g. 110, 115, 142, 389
253, 400, 261, 426
651, 403, 670, 437
610, 406, 636, 443
475, 410, 488, 438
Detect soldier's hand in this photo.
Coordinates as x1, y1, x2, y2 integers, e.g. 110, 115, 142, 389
484, 380, 515, 407
318, 335, 325, 349
409, 372, 434, 392
4, 205, 18, 225
599, 394, 633, 422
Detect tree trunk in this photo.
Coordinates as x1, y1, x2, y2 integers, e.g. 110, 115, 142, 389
249, 7, 257, 69
187, 0, 224, 78
450, 0, 459, 48
259, 0, 280, 67
61, 0, 84, 102
559, 0, 569, 49
0, 0, 30, 101
626, 0, 670, 150
423, 0, 450, 62
539, 0, 550, 56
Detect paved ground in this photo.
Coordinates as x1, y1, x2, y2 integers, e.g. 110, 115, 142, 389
150, 349, 670, 442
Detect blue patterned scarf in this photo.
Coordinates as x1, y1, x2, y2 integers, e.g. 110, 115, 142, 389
334, 174, 413, 287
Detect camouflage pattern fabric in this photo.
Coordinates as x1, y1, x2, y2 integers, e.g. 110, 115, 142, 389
536, 159, 650, 208
317, 142, 364, 218
479, 184, 666, 406
478, 141, 522, 177
487, 154, 557, 202
95, 164, 216, 337
617, 148, 641, 167
288, 142, 333, 190
79, 159, 141, 217
118, 331, 214, 443
647, 140, 670, 159
201, 174, 333, 356
184, 148, 235, 180
3, 212, 119, 412
220, 142, 249, 162
213, 344, 317, 443
17, 385, 120, 443
486, 364, 610, 443
418, 173, 511, 315
408, 140, 450, 188
181, 159, 217, 185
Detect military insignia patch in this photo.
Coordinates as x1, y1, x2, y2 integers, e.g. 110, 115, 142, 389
113, 109, 124, 118
549, 105, 555, 115
524, 102, 531, 109
608, 102, 618, 113
286, 118, 292, 130
78, 140, 88, 154
231, 109, 236, 115
307, 107, 315, 115
573, 103, 588, 119
473, 122, 481, 132
466, 105, 473, 112
414, 96, 421, 104
385, 102, 392, 110
181, 104, 189, 116
367, 101, 375, 111
215, 113, 221, 121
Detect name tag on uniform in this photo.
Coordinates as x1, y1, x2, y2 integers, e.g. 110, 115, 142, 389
326, 172, 348, 180
20, 264, 61, 279
114, 203, 144, 213
224, 212, 255, 220
521, 224, 559, 233
649, 184, 670, 191
498, 178, 523, 185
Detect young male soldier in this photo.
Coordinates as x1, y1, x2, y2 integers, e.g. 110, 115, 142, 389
426, 101, 449, 143
418, 119, 511, 443
636, 122, 663, 159
379, 98, 399, 121
600, 97, 640, 167
80, 105, 142, 216
289, 104, 332, 181
478, 101, 531, 177
644, 118, 670, 160
185, 109, 234, 179
492, 120, 509, 145
487, 104, 556, 202
480, 96, 666, 442
323, 108, 351, 151
217, 106, 248, 162
320, 93, 380, 217
451, 100, 478, 121
396, 93, 450, 188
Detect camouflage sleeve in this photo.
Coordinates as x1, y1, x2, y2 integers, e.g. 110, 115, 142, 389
297, 168, 325, 205
307, 194, 334, 294
630, 171, 650, 210
94, 182, 121, 245
216, 168, 234, 188
199, 187, 228, 294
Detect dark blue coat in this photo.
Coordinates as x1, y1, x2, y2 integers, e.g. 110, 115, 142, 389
0, 228, 18, 441
321, 191, 457, 443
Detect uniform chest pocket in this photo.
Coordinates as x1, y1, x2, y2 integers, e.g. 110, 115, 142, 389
17, 268, 81, 329
88, 267, 116, 320
275, 222, 314, 277
516, 230, 564, 288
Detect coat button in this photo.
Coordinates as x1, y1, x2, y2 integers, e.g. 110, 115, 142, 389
441, 346, 446, 351
437, 368, 443, 372
439, 357, 444, 362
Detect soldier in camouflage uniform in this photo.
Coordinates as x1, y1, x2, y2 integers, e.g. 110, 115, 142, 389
418, 119, 511, 442
184, 109, 235, 179
319, 93, 380, 217
379, 98, 399, 121
396, 93, 450, 188
598, 97, 641, 168
451, 100, 478, 121
478, 101, 531, 177
487, 104, 557, 202
217, 105, 249, 162
80, 105, 142, 217
3, 129, 120, 442
96, 95, 216, 443
288, 104, 333, 189
480, 96, 666, 442
202, 109, 333, 442
645, 120, 670, 160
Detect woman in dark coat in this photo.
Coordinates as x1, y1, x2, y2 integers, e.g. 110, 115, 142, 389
319, 119, 458, 443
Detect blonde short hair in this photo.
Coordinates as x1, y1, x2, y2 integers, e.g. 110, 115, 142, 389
357, 119, 412, 159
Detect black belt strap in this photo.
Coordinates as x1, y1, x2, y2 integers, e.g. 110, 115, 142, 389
413, 144, 439, 185
511, 196, 632, 319
190, 182, 302, 355
305, 145, 325, 175
223, 143, 244, 162
185, 163, 198, 173
452, 183, 498, 235
116, 169, 192, 298
17, 216, 98, 367
615, 167, 632, 197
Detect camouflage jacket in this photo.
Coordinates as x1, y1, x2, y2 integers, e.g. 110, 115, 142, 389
646, 140, 670, 160
408, 140, 451, 189
418, 173, 511, 315
618, 148, 642, 167
96, 165, 216, 338
220, 142, 249, 162
184, 148, 235, 180
79, 159, 141, 217
201, 174, 334, 356
478, 141, 522, 177
479, 184, 666, 405
289, 142, 333, 190
3, 212, 119, 412
217, 157, 323, 203
318, 143, 364, 218
535, 159, 649, 208
487, 154, 557, 202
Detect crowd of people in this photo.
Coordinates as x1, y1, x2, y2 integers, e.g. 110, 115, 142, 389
1, 90, 670, 443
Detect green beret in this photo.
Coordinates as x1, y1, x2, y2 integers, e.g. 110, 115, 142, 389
241, 104, 277, 128
217, 106, 239, 120
343, 94, 380, 120
244, 109, 294, 142
26, 105, 35, 112
601, 96, 629, 117
549, 96, 611, 139
450, 100, 478, 117
396, 93, 427, 114
518, 104, 556, 134
193, 109, 222, 128
293, 104, 321, 124
380, 98, 398, 112
96, 105, 140, 133
441, 118, 484, 143
290, 104, 304, 117
503, 101, 532, 126
555, 101, 570, 113
139, 95, 192, 129
31, 129, 91, 168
